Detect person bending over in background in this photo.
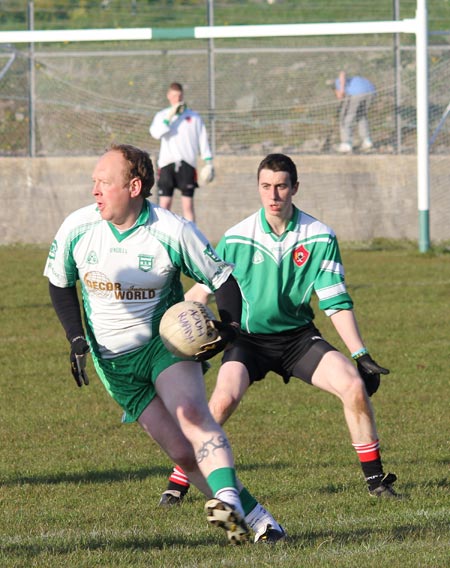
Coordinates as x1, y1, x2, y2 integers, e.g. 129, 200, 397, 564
43, 143, 284, 545
160, 152, 398, 509
334, 71, 376, 153
150, 82, 214, 223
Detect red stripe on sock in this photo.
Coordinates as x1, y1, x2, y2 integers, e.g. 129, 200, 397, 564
169, 465, 190, 487
352, 440, 380, 463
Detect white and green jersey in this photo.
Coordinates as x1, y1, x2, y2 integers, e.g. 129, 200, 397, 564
215, 206, 353, 334
44, 201, 232, 358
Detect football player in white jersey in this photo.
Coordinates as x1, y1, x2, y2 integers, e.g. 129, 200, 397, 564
150, 82, 214, 223
44, 143, 284, 545
161, 153, 398, 512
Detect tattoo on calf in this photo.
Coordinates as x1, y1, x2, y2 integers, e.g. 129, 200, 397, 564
196, 435, 230, 464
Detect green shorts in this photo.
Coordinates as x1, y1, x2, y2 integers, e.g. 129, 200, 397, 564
90, 335, 185, 423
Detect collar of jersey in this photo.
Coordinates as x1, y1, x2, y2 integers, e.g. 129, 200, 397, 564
107, 201, 150, 242
260, 205, 299, 237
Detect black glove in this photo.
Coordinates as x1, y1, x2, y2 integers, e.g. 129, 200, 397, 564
176, 103, 187, 115
194, 320, 240, 362
70, 336, 90, 387
356, 353, 389, 397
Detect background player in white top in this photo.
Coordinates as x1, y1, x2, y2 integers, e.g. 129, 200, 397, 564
160, 153, 398, 507
150, 82, 214, 223
43, 143, 283, 545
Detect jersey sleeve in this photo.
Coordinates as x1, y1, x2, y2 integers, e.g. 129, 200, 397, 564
43, 217, 80, 288
149, 109, 171, 140
198, 118, 213, 161
314, 236, 353, 315
176, 222, 233, 291
43, 205, 99, 288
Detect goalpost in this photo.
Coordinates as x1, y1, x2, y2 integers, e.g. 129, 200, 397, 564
0, 1, 431, 251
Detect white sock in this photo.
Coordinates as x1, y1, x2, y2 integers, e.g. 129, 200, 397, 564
214, 487, 245, 518
245, 503, 282, 534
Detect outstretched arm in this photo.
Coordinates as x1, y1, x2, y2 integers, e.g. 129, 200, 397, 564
184, 283, 212, 304
214, 275, 242, 324
193, 275, 242, 362
330, 308, 364, 354
330, 309, 389, 396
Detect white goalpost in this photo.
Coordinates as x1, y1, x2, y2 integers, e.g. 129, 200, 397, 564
0, 1, 431, 251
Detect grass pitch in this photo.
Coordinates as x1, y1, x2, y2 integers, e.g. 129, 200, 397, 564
0, 243, 449, 567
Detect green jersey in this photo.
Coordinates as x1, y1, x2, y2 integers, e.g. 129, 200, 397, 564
44, 201, 232, 358
215, 206, 353, 334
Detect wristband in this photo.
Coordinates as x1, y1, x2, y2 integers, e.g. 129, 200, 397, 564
351, 347, 368, 360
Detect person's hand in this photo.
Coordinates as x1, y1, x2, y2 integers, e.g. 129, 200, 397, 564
167, 102, 186, 121
356, 354, 389, 397
175, 102, 186, 115
200, 161, 215, 184
70, 336, 90, 387
167, 104, 179, 121
194, 320, 239, 362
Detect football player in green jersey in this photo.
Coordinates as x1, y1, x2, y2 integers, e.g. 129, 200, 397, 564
44, 143, 286, 545
161, 153, 398, 510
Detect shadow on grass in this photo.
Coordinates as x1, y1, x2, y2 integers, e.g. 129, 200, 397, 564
3, 461, 291, 487
1, 533, 213, 557
288, 516, 450, 546
3, 516, 450, 558
317, 475, 449, 497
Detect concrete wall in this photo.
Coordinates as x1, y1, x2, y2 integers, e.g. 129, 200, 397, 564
1, 155, 448, 245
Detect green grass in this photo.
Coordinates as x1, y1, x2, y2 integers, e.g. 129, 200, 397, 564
0, 1, 449, 34
0, 243, 449, 567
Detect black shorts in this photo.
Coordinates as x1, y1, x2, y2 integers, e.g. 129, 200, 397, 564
222, 322, 337, 385
157, 161, 198, 197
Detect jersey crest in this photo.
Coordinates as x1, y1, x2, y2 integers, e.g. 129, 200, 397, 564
252, 250, 264, 264
138, 254, 154, 272
87, 250, 98, 264
293, 244, 310, 267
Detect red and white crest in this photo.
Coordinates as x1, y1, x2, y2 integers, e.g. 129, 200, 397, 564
293, 244, 310, 267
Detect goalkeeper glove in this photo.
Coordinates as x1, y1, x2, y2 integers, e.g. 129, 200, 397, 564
167, 102, 186, 121
355, 353, 389, 397
176, 102, 187, 115
200, 160, 215, 184
194, 320, 240, 362
70, 336, 90, 387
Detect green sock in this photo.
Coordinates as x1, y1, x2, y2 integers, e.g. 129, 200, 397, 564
207, 467, 237, 495
238, 487, 258, 516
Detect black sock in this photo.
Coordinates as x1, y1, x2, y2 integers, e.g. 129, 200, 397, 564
167, 481, 189, 495
360, 458, 384, 490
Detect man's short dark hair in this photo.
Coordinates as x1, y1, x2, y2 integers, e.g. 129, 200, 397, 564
168, 82, 183, 93
108, 143, 155, 198
257, 153, 298, 187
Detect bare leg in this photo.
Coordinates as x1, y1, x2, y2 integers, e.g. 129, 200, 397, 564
155, 360, 237, 481
311, 350, 378, 443
181, 195, 195, 222
209, 361, 250, 425
142, 362, 250, 542
204, 360, 285, 541
159, 195, 173, 210
138, 395, 212, 497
